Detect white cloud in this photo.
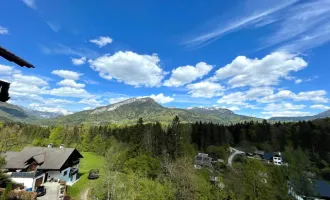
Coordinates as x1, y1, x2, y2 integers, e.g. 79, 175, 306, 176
245, 87, 274, 99
12, 74, 48, 86
0, 64, 19, 75
78, 98, 103, 107
57, 79, 85, 88
83, 107, 93, 111
295, 79, 302, 84
217, 92, 247, 105
149, 93, 174, 104
268, 0, 330, 52
310, 104, 330, 110
260, 89, 328, 103
212, 52, 307, 87
264, 103, 306, 111
90, 51, 165, 87
183, 0, 298, 48
21, 0, 36, 9
51, 70, 82, 80
0, 26, 8, 35
28, 104, 73, 115
222, 106, 240, 111
46, 21, 61, 32
48, 87, 91, 98
262, 111, 312, 118
84, 79, 99, 85
40, 44, 99, 59
109, 97, 129, 104
163, 62, 213, 87
90, 36, 113, 47
186, 81, 225, 98
71, 57, 86, 65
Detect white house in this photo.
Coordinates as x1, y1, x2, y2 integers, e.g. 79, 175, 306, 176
1, 144, 83, 191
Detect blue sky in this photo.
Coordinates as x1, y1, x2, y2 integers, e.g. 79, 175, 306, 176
0, 0, 330, 118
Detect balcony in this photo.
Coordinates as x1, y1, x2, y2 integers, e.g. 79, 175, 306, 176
69, 168, 78, 177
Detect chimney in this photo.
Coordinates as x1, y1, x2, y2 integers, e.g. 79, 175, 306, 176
60, 144, 64, 149
47, 143, 53, 148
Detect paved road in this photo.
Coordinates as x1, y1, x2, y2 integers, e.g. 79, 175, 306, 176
228, 147, 244, 168
38, 182, 59, 200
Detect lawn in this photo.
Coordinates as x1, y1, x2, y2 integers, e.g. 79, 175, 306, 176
67, 152, 105, 200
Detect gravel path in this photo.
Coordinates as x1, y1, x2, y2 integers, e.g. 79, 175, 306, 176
80, 188, 90, 200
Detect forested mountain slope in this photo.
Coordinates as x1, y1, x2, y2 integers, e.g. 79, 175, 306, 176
0, 102, 63, 122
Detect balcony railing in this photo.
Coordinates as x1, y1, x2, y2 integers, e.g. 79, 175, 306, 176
69, 168, 78, 177
9, 170, 44, 178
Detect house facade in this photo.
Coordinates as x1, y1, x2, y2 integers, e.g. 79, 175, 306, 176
1, 144, 83, 191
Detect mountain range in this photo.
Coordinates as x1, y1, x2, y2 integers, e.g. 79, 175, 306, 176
269, 110, 330, 122
0, 102, 64, 123
0, 98, 329, 125
36, 97, 260, 125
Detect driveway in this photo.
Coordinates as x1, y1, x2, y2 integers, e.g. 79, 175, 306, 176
38, 182, 60, 200
228, 147, 244, 168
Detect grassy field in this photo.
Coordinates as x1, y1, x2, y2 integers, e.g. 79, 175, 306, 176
67, 152, 105, 200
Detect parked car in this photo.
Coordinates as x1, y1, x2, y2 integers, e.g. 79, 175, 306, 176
88, 169, 100, 179
35, 186, 46, 197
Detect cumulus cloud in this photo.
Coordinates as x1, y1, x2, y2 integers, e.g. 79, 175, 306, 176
0, 64, 20, 75
90, 36, 113, 47
163, 62, 213, 87
78, 98, 103, 107
149, 93, 174, 104
259, 90, 328, 103
212, 52, 307, 88
295, 79, 302, 84
12, 74, 48, 86
186, 81, 224, 98
217, 92, 247, 105
57, 79, 85, 88
262, 111, 312, 118
90, 51, 166, 87
28, 104, 73, 115
0, 26, 8, 35
48, 87, 91, 98
71, 57, 86, 65
310, 104, 330, 110
51, 70, 82, 80
264, 103, 306, 111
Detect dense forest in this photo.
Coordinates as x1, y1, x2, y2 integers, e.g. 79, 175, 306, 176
1, 117, 330, 199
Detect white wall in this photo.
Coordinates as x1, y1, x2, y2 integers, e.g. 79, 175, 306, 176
47, 167, 71, 182
11, 177, 34, 189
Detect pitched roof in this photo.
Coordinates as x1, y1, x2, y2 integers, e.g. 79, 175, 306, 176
2, 147, 82, 170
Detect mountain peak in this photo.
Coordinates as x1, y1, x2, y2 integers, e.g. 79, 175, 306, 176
187, 106, 235, 114
90, 97, 159, 114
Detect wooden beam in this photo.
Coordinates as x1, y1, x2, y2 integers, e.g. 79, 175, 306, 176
0, 46, 35, 68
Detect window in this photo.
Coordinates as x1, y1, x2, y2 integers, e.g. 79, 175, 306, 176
63, 170, 68, 176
